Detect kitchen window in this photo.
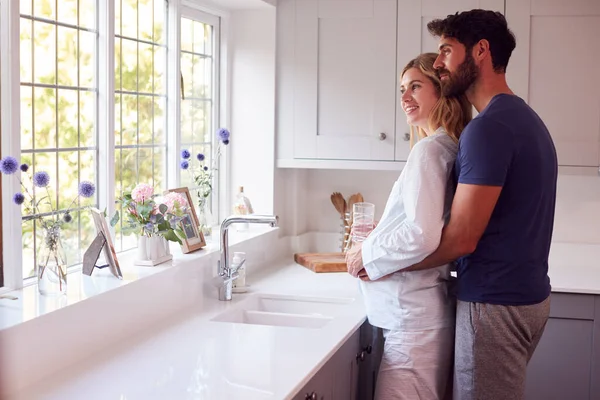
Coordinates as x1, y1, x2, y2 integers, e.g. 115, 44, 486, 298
0, 0, 226, 290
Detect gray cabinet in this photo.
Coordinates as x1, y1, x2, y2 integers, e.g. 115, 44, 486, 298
293, 322, 381, 399
525, 293, 600, 400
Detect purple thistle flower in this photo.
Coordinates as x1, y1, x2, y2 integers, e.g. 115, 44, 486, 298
181, 149, 191, 159
20, 163, 29, 172
33, 171, 50, 188
222, 139, 230, 146
180, 160, 190, 170
217, 128, 230, 142
78, 181, 96, 198
63, 213, 73, 223
196, 153, 205, 161
203, 166, 208, 171
145, 222, 154, 231
0, 156, 19, 175
13, 193, 25, 205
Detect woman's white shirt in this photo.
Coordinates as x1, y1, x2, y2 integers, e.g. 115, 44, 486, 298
360, 128, 457, 331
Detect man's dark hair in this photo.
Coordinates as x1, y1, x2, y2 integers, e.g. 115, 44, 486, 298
427, 9, 516, 73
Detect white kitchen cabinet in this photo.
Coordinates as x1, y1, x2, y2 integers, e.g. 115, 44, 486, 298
277, 0, 504, 168
506, 0, 600, 167
292, 0, 398, 162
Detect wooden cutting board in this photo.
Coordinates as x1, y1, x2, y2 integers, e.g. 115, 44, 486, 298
294, 252, 347, 273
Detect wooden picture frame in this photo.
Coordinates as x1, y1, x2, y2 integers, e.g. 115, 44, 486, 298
165, 187, 206, 253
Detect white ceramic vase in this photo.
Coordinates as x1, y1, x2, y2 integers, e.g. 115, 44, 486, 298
135, 235, 173, 266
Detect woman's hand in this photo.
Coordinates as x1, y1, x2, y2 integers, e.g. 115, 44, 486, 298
345, 241, 365, 278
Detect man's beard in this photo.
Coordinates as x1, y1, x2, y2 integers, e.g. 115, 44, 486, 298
438, 53, 478, 97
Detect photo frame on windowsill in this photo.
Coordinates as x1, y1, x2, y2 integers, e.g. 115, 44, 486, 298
85, 208, 123, 279
165, 187, 206, 253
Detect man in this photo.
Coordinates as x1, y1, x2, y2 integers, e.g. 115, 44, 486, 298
348, 9, 558, 400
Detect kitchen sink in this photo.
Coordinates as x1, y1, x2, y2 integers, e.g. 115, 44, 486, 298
211, 294, 355, 329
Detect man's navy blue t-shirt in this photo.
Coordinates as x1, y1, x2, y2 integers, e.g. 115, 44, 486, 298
455, 94, 557, 305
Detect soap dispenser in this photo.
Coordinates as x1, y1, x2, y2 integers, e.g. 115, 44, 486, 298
233, 186, 253, 231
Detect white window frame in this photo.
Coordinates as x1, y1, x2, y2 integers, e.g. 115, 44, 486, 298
179, 6, 222, 219
0, 0, 229, 291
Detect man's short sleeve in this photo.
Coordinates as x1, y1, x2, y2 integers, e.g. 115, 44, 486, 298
457, 117, 514, 187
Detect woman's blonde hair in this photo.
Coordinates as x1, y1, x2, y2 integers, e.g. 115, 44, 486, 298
401, 53, 472, 145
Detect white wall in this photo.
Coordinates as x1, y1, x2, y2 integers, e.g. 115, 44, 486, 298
275, 167, 600, 245
229, 9, 276, 215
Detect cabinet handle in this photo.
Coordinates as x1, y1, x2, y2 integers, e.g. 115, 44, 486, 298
363, 345, 372, 354
305, 392, 317, 400
356, 351, 366, 363
403, 132, 410, 141
378, 132, 387, 141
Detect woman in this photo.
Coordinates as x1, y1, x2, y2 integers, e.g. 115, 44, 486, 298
346, 53, 472, 400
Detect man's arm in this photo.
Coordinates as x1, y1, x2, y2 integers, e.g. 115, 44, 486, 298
403, 182, 502, 272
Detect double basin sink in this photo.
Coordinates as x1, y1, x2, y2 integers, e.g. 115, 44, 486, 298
211, 293, 354, 329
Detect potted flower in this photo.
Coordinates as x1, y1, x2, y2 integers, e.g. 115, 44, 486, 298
180, 127, 230, 236
0, 156, 96, 295
110, 183, 189, 266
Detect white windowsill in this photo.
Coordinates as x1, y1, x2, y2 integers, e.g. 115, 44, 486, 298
0, 225, 278, 331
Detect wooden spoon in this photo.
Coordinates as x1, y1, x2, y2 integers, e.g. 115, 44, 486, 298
330, 192, 346, 217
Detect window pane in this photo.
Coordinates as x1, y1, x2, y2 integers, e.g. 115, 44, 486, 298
121, 0, 138, 39
154, 45, 166, 95
121, 94, 138, 146
34, 22, 57, 85
154, 97, 166, 145
115, 0, 121, 36
181, 18, 193, 52
22, 219, 35, 279
34, 87, 57, 149
121, 38, 138, 92
21, 86, 33, 150
20, 19, 33, 83
80, 0, 97, 29
181, 98, 193, 144
34, 0, 56, 20
154, 0, 166, 44
20, 0, 32, 15
181, 52, 193, 99
80, 30, 96, 88
58, 151, 79, 209
57, 27, 78, 87
138, 95, 153, 145
57, 0, 77, 26
138, 0, 153, 41
57, 88, 78, 148
80, 90, 96, 147
138, 42, 154, 94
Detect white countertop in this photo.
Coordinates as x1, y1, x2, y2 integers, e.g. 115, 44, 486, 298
548, 242, 600, 295
7, 259, 366, 400
3, 238, 600, 400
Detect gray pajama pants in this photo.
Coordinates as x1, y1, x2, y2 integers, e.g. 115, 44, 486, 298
454, 297, 551, 400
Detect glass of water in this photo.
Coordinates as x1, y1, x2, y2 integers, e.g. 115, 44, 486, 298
352, 202, 375, 244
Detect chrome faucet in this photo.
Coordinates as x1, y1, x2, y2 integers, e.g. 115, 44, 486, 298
217, 214, 278, 301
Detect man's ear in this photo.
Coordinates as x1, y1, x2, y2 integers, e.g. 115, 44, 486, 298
474, 39, 490, 61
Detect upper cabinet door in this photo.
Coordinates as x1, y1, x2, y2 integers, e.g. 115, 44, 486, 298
507, 0, 600, 167
294, 0, 397, 160
395, 0, 504, 161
